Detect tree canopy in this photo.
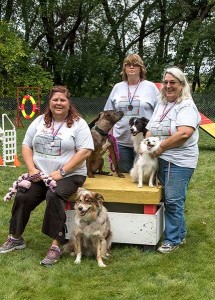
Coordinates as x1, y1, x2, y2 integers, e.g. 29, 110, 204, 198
0, 0, 214, 97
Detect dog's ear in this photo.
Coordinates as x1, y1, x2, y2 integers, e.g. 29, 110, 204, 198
76, 187, 85, 198
88, 113, 102, 129
129, 117, 135, 126
94, 193, 104, 207
139, 139, 148, 154
140, 117, 149, 126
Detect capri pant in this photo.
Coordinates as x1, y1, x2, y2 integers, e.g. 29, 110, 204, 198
9, 175, 86, 244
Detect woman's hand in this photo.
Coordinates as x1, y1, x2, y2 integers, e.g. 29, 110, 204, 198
28, 168, 41, 182
151, 145, 163, 158
50, 149, 92, 181
50, 170, 63, 181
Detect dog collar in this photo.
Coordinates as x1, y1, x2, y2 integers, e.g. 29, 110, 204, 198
94, 125, 108, 136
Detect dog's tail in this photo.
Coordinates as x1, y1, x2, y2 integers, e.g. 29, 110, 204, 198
62, 241, 75, 254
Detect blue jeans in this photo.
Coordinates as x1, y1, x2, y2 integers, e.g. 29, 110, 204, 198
118, 144, 135, 173
158, 158, 194, 246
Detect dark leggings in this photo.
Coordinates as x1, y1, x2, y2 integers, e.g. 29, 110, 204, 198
9, 175, 86, 244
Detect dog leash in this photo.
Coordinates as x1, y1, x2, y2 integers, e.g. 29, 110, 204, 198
108, 134, 120, 172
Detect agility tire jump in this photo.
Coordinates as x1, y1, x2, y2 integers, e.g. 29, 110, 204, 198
21, 95, 37, 119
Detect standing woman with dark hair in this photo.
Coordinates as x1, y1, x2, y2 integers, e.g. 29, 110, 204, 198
146, 67, 201, 253
104, 53, 159, 172
0, 86, 94, 266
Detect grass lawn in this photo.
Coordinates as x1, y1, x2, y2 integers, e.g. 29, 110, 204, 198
0, 125, 214, 300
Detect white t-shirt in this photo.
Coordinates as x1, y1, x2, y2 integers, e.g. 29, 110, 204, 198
104, 80, 159, 147
22, 115, 94, 176
146, 98, 201, 168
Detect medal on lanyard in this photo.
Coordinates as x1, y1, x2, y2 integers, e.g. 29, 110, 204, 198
127, 79, 141, 111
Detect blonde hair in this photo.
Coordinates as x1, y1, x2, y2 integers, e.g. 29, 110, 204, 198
161, 66, 192, 103
121, 53, 147, 81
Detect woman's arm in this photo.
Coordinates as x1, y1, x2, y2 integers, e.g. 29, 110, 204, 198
50, 148, 92, 181
22, 144, 41, 179
153, 126, 195, 157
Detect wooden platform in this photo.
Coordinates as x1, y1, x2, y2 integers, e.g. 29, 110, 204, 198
73, 173, 162, 204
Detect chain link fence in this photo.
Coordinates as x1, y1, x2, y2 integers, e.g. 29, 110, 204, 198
0, 93, 214, 126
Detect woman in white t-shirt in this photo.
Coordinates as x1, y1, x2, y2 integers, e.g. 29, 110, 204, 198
146, 67, 201, 253
104, 53, 159, 172
0, 86, 94, 266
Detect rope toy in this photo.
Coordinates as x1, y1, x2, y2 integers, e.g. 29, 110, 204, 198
107, 133, 120, 172
4, 172, 57, 202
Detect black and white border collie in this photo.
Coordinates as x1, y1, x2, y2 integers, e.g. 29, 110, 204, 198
129, 117, 149, 153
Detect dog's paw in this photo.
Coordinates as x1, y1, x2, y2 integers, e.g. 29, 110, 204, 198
103, 253, 111, 259
117, 172, 125, 178
137, 184, 143, 188
74, 258, 81, 264
74, 253, 81, 264
107, 172, 113, 176
88, 174, 95, 178
149, 181, 154, 188
98, 261, 106, 267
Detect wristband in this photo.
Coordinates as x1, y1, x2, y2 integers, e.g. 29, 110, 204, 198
59, 167, 66, 177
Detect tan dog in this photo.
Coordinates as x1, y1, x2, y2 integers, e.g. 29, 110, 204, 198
64, 188, 112, 267
87, 110, 124, 178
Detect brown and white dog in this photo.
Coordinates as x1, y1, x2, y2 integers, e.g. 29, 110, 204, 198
129, 117, 149, 153
130, 137, 161, 188
65, 188, 112, 267
87, 110, 124, 178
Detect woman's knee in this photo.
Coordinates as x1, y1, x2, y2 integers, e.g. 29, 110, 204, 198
14, 191, 32, 205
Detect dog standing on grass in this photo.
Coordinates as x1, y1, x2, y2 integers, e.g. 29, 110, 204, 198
130, 137, 161, 188
64, 188, 112, 267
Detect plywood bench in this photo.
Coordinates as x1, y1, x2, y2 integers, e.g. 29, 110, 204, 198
65, 174, 164, 251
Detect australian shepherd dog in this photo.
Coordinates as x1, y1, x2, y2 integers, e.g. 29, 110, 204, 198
130, 137, 161, 188
64, 188, 112, 267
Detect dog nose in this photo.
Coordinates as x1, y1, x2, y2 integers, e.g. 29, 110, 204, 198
78, 207, 83, 211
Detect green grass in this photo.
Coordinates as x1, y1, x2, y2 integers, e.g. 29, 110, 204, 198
0, 127, 215, 300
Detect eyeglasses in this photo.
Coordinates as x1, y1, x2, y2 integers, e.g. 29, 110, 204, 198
125, 63, 140, 68
162, 80, 180, 86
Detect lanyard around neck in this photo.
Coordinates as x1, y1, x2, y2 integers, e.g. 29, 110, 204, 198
127, 79, 141, 105
160, 102, 177, 122
51, 120, 65, 141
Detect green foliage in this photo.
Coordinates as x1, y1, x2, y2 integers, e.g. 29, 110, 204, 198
0, 22, 26, 71
0, 128, 214, 299
0, 21, 54, 97
0, 0, 215, 97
